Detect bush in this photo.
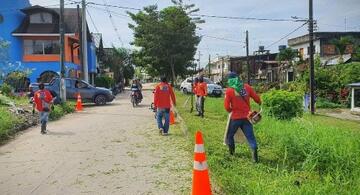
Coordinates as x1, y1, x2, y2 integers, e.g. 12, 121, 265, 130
253, 82, 280, 94
95, 76, 115, 89
316, 97, 345, 109
49, 102, 75, 120
0, 83, 13, 96
262, 89, 303, 120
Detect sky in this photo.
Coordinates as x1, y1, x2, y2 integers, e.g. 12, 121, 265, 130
30, 0, 360, 67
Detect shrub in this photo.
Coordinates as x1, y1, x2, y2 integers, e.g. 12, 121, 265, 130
262, 89, 303, 120
316, 97, 345, 109
49, 102, 75, 120
0, 83, 13, 96
95, 76, 115, 89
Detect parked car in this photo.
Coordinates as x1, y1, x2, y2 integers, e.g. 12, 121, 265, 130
29, 77, 115, 105
180, 77, 223, 97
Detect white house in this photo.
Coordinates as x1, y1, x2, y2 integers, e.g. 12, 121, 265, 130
209, 56, 230, 83
349, 83, 360, 114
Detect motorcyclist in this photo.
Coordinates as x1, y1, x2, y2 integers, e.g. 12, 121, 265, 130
130, 79, 142, 101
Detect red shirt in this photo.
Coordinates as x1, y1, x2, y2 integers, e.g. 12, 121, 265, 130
154, 82, 176, 109
196, 82, 208, 97
224, 84, 261, 120
33, 90, 53, 112
193, 82, 198, 94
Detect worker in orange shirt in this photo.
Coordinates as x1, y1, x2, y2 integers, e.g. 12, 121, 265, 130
33, 83, 54, 134
193, 77, 200, 113
196, 76, 207, 118
154, 76, 176, 136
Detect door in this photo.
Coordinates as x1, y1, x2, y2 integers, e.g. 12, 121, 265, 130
75, 80, 93, 100
65, 79, 77, 100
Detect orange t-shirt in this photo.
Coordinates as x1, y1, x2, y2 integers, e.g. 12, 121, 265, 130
154, 82, 176, 109
33, 90, 53, 112
196, 82, 208, 97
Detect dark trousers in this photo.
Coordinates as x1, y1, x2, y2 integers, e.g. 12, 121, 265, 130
226, 119, 257, 150
197, 96, 205, 115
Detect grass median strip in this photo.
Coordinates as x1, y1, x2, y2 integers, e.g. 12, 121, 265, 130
175, 91, 360, 194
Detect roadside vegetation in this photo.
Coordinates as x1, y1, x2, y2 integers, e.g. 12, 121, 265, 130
176, 91, 360, 194
0, 90, 75, 143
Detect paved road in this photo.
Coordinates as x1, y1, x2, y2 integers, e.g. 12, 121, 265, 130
0, 85, 191, 195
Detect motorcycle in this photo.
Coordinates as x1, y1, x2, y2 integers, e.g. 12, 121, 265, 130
130, 89, 141, 107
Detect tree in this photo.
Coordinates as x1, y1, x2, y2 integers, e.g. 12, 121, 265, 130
331, 36, 353, 64
103, 47, 134, 85
128, 4, 201, 85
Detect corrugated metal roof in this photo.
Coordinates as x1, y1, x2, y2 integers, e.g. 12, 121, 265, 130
349, 83, 360, 87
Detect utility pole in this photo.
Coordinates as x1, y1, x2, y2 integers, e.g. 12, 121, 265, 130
198, 51, 201, 74
208, 54, 211, 78
221, 57, 224, 81
59, 0, 66, 102
246, 30, 250, 84
309, 0, 315, 114
77, 5, 83, 78
82, 0, 89, 82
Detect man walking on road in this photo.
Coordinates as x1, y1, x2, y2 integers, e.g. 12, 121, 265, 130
224, 72, 261, 162
154, 76, 176, 136
33, 83, 54, 134
196, 76, 207, 118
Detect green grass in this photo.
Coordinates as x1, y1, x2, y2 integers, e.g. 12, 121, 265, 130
176, 92, 360, 194
0, 106, 21, 141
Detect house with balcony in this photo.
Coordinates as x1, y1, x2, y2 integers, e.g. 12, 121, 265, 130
0, 0, 97, 86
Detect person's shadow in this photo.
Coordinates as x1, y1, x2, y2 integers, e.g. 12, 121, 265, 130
46, 131, 75, 136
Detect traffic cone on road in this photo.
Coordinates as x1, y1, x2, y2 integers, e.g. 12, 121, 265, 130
75, 93, 83, 111
192, 131, 212, 195
170, 110, 175, 125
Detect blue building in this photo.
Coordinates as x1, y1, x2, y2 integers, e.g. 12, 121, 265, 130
0, 0, 98, 88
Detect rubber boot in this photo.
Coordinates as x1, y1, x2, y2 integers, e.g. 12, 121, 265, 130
252, 149, 259, 163
229, 146, 235, 155
41, 123, 47, 134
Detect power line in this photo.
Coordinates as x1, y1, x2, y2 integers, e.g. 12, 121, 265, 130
100, 0, 124, 46
86, 2, 306, 23
88, 5, 130, 19
201, 34, 243, 44
86, 9, 99, 32
265, 22, 308, 49
87, 1, 141, 11
191, 14, 298, 22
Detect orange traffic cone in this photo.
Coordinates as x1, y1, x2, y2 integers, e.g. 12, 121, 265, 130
170, 110, 175, 125
75, 93, 83, 111
192, 131, 211, 195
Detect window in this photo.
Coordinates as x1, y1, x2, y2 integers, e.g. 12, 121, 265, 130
288, 71, 294, 82
30, 13, 52, 24
323, 44, 336, 55
24, 40, 60, 55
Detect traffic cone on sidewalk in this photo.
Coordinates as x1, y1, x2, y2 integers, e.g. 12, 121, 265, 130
75, 93, 83, 111
170, 110, 175, 125
192, 131, 212, 195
